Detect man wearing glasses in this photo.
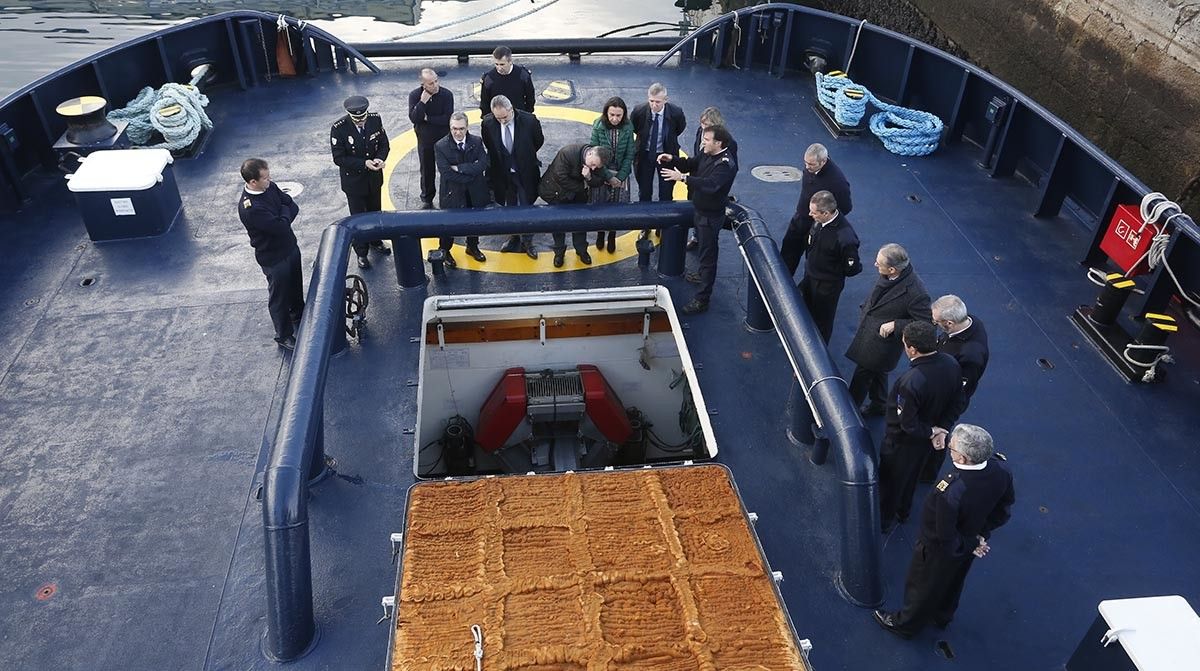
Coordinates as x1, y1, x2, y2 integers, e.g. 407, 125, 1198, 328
921, 294, 991, 481
874, 423, 1015, 638
780, 143, 854, 277
433, 111, 490, 267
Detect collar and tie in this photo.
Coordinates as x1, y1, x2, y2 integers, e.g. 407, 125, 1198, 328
502, 122, 514, 154
648, 111, 661, 154
458, 140, 465, 152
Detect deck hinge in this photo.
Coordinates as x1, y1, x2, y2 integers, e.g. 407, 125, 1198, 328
772, 571, 784, 583
642, 310, 651, 339
436, 321, 445, 350
747, 512, 758, 524
539, 317, 547, 346
377, 595, 395, 625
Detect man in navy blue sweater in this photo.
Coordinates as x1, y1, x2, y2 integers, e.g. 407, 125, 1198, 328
237, 158, 304, 350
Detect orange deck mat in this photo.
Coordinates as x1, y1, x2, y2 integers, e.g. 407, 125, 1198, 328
391, 465, 808, 670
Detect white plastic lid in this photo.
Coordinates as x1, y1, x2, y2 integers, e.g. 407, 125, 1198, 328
67, 148, 174, 192
1098, 595, 1200, 670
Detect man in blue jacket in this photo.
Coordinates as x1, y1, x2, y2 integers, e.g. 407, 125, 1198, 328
433, 111, 489, 268
237, 158, 304, 350
408, 68, 454, 210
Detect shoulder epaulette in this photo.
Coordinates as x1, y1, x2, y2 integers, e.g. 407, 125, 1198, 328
332, 118, 347, 127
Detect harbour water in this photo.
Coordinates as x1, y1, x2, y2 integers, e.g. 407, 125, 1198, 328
0, 0, 691, 99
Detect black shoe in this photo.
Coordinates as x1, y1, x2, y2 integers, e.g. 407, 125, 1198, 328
500, 236, 522, 253
274, 335, 296, 350
606, 232, 616, 253
553, 251, 565, 268
525, 245, 538, 260
681, 298, 709, 315
357, 255, 370, 269
370, 240, 391, 255
442, 251, 457, 269
873, 610, 913, 639
419, 201, 433, 210
578, 250, 592, 265
684, 271, 702, 284
596, 231, 606, 250
860, 401, 886, 417
465, 246, 487, 263
686, 237, 699, 251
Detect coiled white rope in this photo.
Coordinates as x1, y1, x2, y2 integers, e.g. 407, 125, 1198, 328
107, 83, 212, 151
1130, 192, 1199, 309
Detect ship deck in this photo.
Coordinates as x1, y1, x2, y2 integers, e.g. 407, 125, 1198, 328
1, 56, 1199, 670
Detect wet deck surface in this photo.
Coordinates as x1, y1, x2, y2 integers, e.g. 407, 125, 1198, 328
1, 56, 1198, 670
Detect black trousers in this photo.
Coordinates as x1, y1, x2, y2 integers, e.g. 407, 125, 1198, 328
501, 173, 533, 247
416, 139, 437, 204
693, 211, 723, 303
848, 365, 888, 406
635, 154, 673, 202
891, 539, 975, 635
345, 189, 382, 259
439, 235, 480, 251
879, 435, 930, 525
551, 190, 589, 253
779, 218, 810, 276
798, 275, 844, 343
262, 246, 304, 341
920, 447, 949, 483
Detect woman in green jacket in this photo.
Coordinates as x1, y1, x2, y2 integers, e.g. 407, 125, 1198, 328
589, 96, 635, 253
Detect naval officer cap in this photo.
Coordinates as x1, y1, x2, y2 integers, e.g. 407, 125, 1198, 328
344, 95, 370, 116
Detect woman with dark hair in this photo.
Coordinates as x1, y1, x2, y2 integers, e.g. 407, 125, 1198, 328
588, 96, 635, 252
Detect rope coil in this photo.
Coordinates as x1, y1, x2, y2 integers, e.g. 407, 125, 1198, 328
107, 83, 212, 151
815, 71, 944, 156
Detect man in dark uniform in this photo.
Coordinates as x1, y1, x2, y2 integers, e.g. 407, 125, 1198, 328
237, 158, 304, 350
875, 423, 1014, 638
538, 143, 613, 267
845, 243, 932, 416
433, 111, 489, 268
481, 94, 544, 259
631, 82, 686, 204
479, 45, 536, 114
781, 143, 853, 277
878, 321, 963, 532
408, 67, 454, 210
796, 190, 862, 343
659, 125, 738, 315
330, 95, 391, 269
920, 294, 991, 481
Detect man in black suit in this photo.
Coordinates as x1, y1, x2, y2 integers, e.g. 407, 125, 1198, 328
237, 158, 304, 350
796, 190, 862, 343
877, 321, 963, 532
407, 67, 454, 210
433, 111, 489, 268
845, 243, 932, 416
330, 95, 391, 269
875, 423, 1014, 638
538, 143, 612, 267
781, 143, 853, 277
659, 125, 738, 315
920, 294, 991, 481
480, 94, 544, 259
631, 82, 686, 204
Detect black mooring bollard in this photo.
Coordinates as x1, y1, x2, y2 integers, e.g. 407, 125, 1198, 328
427, 249, 447, 276
1089, 272, 1136, 326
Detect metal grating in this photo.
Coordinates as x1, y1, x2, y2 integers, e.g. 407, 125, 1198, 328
525, 370, 584, 405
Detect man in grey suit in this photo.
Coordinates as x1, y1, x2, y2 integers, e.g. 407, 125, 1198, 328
845, 243, 932, 416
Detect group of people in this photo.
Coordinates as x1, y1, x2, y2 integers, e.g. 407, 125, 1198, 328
234, 50, 1011, 643
782, 143, 1013, 640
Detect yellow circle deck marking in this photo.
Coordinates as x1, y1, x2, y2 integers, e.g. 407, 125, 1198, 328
55, 95, 107, 117
382, 106, 687, 274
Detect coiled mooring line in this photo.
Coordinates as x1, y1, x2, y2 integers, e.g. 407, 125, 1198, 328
815, 70, 944, 157
106, 81, 213, 152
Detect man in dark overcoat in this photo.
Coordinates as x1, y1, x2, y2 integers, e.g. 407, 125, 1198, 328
407, 67, 454, 210
480, 94, 544, 259
537, 143, 613, 267
874, 423, 1014, 638
878, 321, 963, 531
330, 95, 391, 269
630, 82, 686, 203
845, 243, 932, 416
433, 111, 490, 268
920, 293, 991, 481
780, 143, 853, 277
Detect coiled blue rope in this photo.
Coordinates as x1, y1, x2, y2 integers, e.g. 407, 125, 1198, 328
107, 83, 213, 151
815, 71, 944, 156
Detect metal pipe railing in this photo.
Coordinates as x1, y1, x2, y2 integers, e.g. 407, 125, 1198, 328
349, 36, 681, 58
262, 202, 694, 661
730, 201, 883, 608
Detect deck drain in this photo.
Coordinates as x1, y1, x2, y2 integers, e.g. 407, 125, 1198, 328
35, 583, 57, 601
751, 165, 803, 183
935, 640, 955, 659
79, 277, 96, 287
1036, 357, 1054, 370
906, 194, 922, 203
24, 298, 39, 306
1039, 505, 1049, 513
275, 181, 304, 197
